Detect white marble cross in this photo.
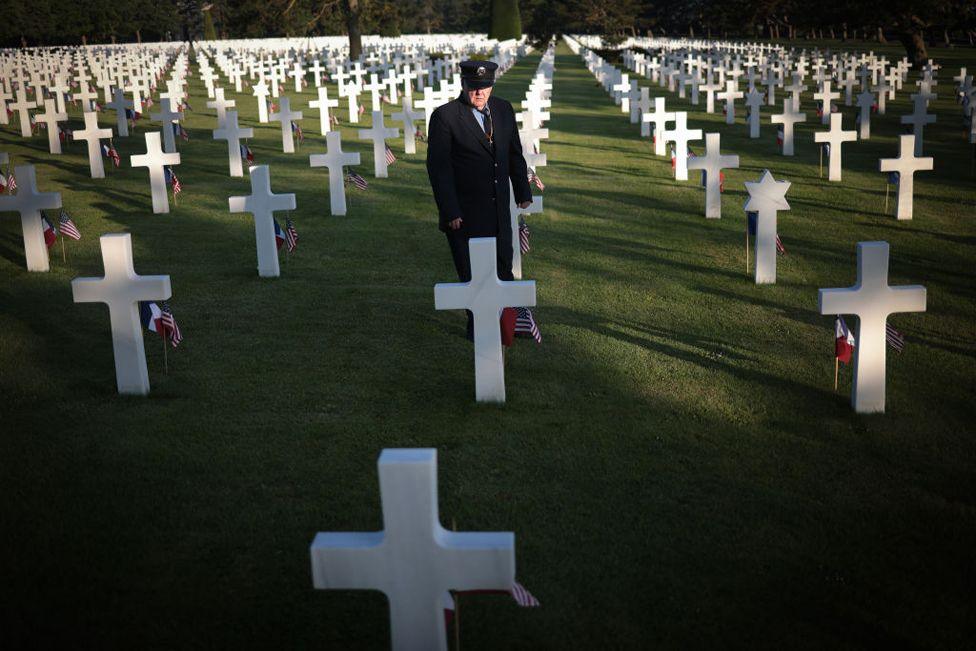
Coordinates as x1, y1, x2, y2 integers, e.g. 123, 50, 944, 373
636, 88, 653, 137
855, 89, 875, 139
879, 134, 933, 220
228, 165, 296, 277
688, 133, 739, 219
130, 132, 181, 214
105, 87, 134, 137
73, 111, 114, 179
813, 81, 840, 124
252, 80, 271, 123
744, 170, 790, 284
642, 97, 675, 156
212, 110, 253, 177
269, 97, 303, 154
71, 233, 172, 395
358, 110, 400, 178
35, 99, 68, 155
901, 94, 936, 155
151, 98, 184, 154
717, 80, 743, 125
310, 448, 515, 651
309, 86, 339, 135
434, 237, 536, 403
770, 99, 806, 156
814, 113, 857, 182
9, 87, 35, 137
819, 241, 926, 413
662, 112, 702, 181
206, 87, 236, 128
509, 180, 543, 279
0, 165, 61, 272
392, 96, 424, 154
309, 130, 361, 216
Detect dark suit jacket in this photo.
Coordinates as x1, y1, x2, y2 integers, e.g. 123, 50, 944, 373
426, 94, 533, 239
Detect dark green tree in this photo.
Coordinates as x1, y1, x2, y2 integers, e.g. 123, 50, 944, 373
490, 0, 522, 40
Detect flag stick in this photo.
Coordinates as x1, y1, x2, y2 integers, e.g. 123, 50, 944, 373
819, 147, 823, 178
162, 330, 168, 374
452, 518, 460, 651
833, 357, 839, 391
884, 183, 889, 213
745, 229, 750, 274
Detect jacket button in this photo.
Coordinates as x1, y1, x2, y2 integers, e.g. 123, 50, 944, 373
494, 163, 498, 167
494, 179, 498, 183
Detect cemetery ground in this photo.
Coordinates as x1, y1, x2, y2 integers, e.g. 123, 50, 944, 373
2, 40, 975, 648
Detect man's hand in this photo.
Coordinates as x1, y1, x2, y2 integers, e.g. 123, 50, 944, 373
517, 201, 532, 209
448, 217, 463, 230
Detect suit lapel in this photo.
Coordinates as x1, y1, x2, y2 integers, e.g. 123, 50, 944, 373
457, 100, 493, 155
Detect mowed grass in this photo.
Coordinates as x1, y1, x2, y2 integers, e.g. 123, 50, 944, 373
1, 40, 974, 648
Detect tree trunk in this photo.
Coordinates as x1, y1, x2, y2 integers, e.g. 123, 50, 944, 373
829, 27, 834, 39
877, 26, 886, 43
346, 0, 362, 61
136, 29, 142, 43
689, 25, 694, 38
899, 28, 928, 66
944, 28, 950, 46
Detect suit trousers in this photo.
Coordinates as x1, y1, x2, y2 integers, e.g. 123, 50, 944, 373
445, 230, 514, 340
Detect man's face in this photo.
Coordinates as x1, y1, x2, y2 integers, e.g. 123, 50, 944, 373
466, 84, 493, 110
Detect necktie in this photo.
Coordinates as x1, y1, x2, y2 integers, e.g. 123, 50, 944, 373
480, 107, 493, 143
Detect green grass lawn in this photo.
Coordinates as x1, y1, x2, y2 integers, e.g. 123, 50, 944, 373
1, 40, 975, 648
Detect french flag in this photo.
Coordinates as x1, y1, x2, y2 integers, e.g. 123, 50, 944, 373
42, 215, 57, 247
139, 301, 163, 334
835, 316, 855, 364
273, 218, 285, 250
776, 129, 784, 146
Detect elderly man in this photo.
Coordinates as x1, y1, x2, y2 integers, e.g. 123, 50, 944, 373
426, 59, 533, 339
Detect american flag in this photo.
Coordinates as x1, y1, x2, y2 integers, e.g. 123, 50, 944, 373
510, 582, 540, 607
329, 114, 340, 128
165, 166, 182, 195
385, 144, 396, 165
346, 169, 369, 190
886, 323, 905, 352
447, 581, 540, 619
181, 100, 192, 111
159, 301, 183, 348
528, 168, 545, 190
292, 121, 304, 144
414, 127, 427, 143
285, 218, 298, 252
518, 216, 530, 254
775, 234, 786, 255
59, 208, 81, 240
887, 171, 900, 185
102, 142, 121, 167
514, 307, 541, 343
7, 170, 17, 192
776, 128, 784, 145
179, 124, 190, 141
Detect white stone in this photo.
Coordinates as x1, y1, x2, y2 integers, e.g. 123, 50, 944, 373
228, 165, 296, 278
745, 87, 763, 138
151, 98, 183, 154
744, 170, 790, 284
509, 180, 543, 280
770, 99, 806, 156
130, 132, 181, 214
269, 97, 303, 154
879, 134, 933, 220
71, 233, 172, 395
688, 133, 739, 219
717, 80, 743, 125
662, 112, 702, 181
819, 242, 926, 413
206, 87, 236, 128
73, 111, 114, 179
308, 86, 339, 135
901, 94, 936, 156
358, 110, 400, 178
814, 113, 857, 182
35, 99, 68, 155
105, 88, 134, 138
212, 110, 253, 177
434, 238, 536, 403
392, 96, 424, 155
642, 97, 675, 156
310, 448, 515, 651
309, 131, 361, 216
0, 165, 61, 272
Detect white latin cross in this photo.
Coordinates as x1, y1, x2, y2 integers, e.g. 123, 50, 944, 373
310, 448, 515, 651
642, 97, 675, 157
745, 87, 763, 138
901, 94, 936, 156
308, 86, 340, 135
717, 80, 744, 125
269, 96, 303, 154
228, 165, 296, 278
0, 164, 62, 272
434, 238, 536, 403
105, 87, 134, 137
309, 130, 361, 216
855, 89, 875, 139
818, 241, 926, 413
391, 96, 424, 154
814, 113, 857, 182
508, 180, 543, 279
358, 110, 400, 178
879, 134, 933, 220
770, 98, 806, 156
151, 98, 184, 154
688, 133, 740, 219
212, 110, 254, 177
662, 112, 703, 181
35, 99, 68, 155
130, 131, 181, 214
71, 233, 172, 395
73, 111, 114, 179
206, 87, 236, 128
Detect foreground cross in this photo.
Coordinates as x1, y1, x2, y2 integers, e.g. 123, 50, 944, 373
819, 241, 926, 413
688, 133, 739, 218
212, 110, 253, 177
744, 170, 790, 284
879, 134, 933, 220
771, 99, 806, 156
228, 165, 295, 277
814, 113, 857, 182
434, 238, 536, 403
130, 132, 181, 214
358, 110, 400, 177
662, 112, 702, 181
309, 131, 361, 215
72, 233, 172, 395
642, 97, 674, 156
0, 165, 62, 272
310, 448, 515, 651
